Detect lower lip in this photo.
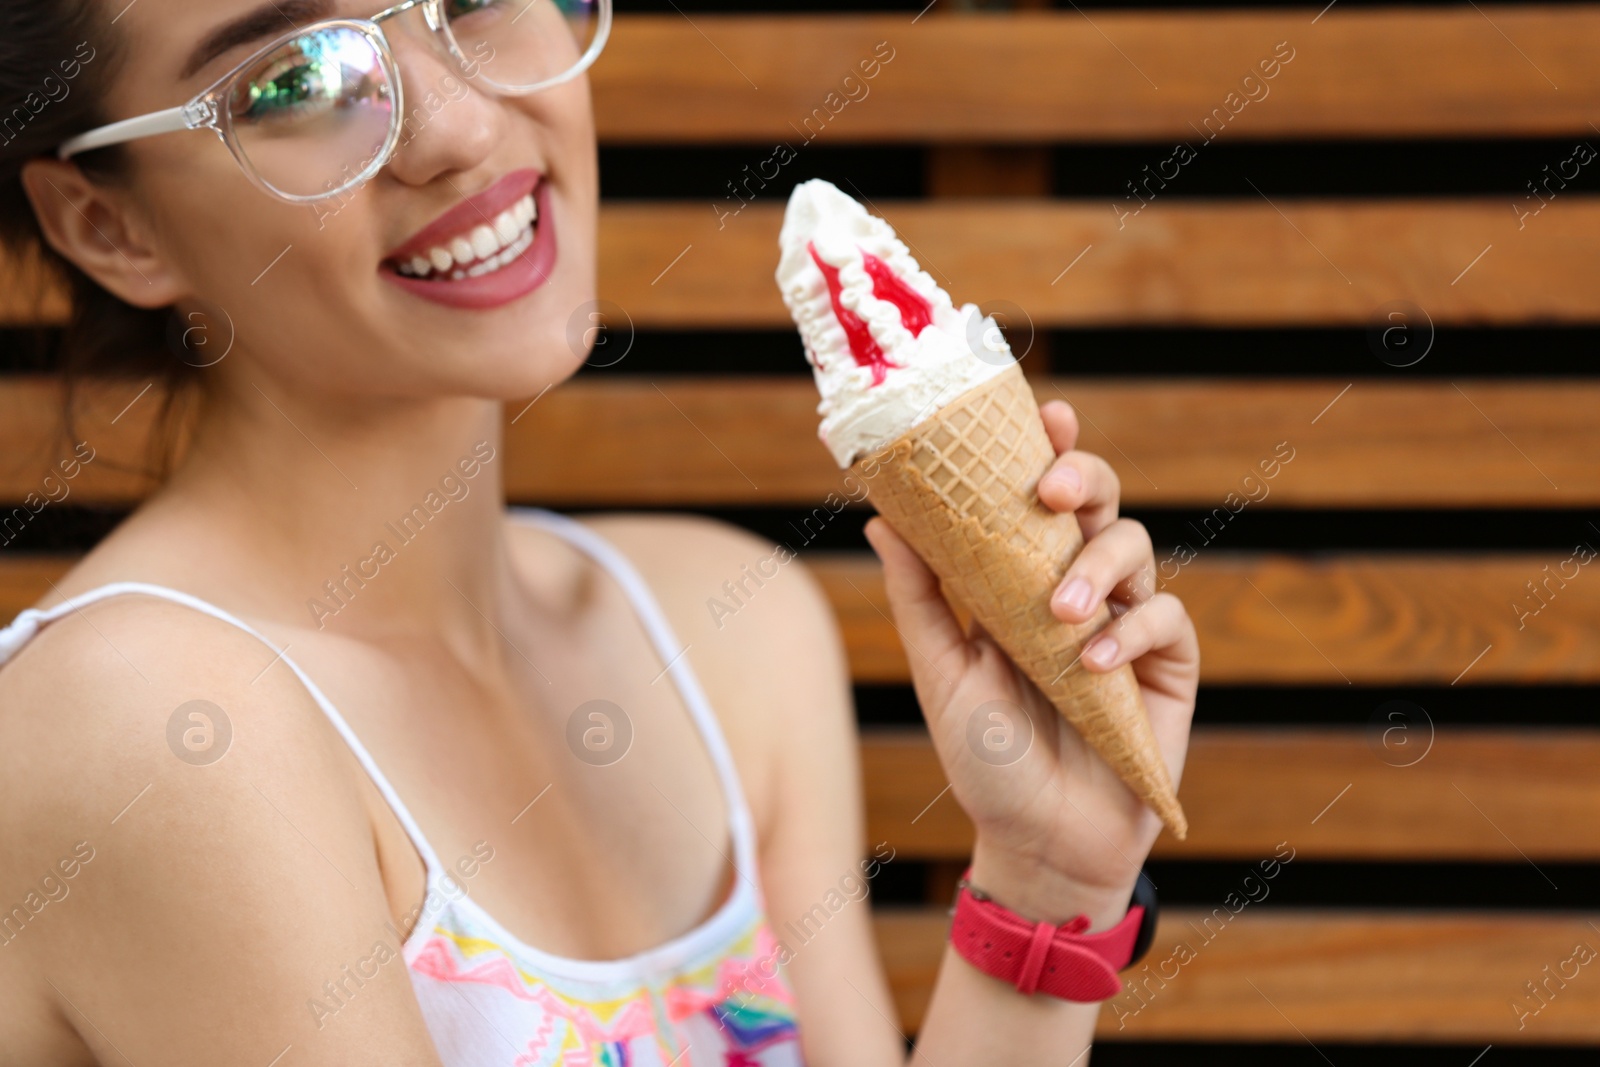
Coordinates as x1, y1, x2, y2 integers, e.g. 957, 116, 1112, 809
381, 178, 557, 310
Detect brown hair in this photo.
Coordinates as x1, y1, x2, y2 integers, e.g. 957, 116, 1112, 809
0, 0, 193, 471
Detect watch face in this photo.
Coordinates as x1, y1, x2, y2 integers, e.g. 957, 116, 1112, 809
1128, 869, 1160, 969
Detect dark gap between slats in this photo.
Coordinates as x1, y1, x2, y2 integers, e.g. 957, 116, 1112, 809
1055, 137, 1600, 198
567, 328, 1600, 378
8, 326, 1600, 377
855, 683, 1600, 729
10, 505, 1599, 553
624, 0, 1597, 9
598, 506, 1600, 553
1143, 859, 1598, 910
600, 138, 1600, 201
618, 0, 925, 11
868, 859, 1600, 910
601, 145, 924, 201
0, 507, 124, 553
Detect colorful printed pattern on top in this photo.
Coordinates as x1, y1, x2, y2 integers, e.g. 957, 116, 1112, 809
0, 512, 805, 1065
405, 899, 804, 1067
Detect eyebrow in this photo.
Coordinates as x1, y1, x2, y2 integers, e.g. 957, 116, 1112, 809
180, 0, 336, 82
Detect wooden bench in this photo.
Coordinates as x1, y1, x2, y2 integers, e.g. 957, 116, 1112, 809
4, 3, 1599, 1046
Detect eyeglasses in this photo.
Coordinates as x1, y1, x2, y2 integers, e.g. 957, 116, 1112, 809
56, 0, 611, 204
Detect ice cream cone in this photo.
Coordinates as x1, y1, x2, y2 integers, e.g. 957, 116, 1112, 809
850, 361, 1187, 839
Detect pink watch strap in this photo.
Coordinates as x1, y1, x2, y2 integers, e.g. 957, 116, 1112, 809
949, 871, 1143, 1001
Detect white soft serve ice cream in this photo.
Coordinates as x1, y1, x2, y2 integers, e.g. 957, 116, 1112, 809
776, 179, 1014, 468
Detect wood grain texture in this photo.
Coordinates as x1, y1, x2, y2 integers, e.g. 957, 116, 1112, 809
506, 376, 1594, 508
11, 196, 1600, 327
4, 557, 1598, 856
873, 908, 1600, 1039
597, 199, 1600, 327
861, 727, 1600, 861
9, 547, 1595, 684
592, 10, 1600, 142
8, 377, 1592, 508
0, 377, 164, 506
812, 549, 1600, 685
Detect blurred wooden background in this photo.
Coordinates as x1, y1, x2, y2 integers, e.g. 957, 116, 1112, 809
4, 0, 1599, 1060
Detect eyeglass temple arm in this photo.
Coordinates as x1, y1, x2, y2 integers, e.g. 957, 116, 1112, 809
57, 106, 194, 161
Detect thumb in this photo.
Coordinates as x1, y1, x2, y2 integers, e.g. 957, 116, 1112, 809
863, 516, 970, 691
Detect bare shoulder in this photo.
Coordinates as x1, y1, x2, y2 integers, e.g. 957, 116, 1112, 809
569, 512, 858, 834
0, 593, 377, 961
0, 591, 359, 796
576, 510, 845, 676
0, 594, 437, 1060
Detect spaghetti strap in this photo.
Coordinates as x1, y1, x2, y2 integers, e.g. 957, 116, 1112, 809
511, 507, 760, 885
0, 580, 450, 880
0, 509, 760, 891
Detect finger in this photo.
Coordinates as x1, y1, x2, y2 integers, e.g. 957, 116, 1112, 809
862, 517, 970, 690
1049, 518, 1154, 623
1040, 399, 1080, 456
1037, 450, 1122, 539
1082, 593, 1200, 790
1080, 592, 1199, 679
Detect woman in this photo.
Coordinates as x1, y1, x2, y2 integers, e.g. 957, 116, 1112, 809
0, 1, 1198, 1063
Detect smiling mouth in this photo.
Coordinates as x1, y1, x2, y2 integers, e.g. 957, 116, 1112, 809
390, 192, 539, 282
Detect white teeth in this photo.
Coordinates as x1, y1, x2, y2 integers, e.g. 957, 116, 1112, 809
469, 225, 499, 261
493, 209, 520, 245
396, 192, 538, 281
464, 224, 536, 276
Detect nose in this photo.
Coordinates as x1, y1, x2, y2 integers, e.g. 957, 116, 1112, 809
376, 8, 504, 188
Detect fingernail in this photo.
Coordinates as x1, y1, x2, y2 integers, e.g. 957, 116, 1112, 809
1085, 635, 1118, 666
1056, 577, 1093, 615
1045, 466, 1082, 496
863, 523, 882, 559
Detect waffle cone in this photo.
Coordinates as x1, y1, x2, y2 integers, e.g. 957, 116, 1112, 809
849, 362, 1187, 839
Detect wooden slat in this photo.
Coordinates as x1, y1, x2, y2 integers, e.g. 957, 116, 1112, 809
512, 375, 1593, 506
861, 727, 1600, 862
8, 546, 1599, 686
5, 556, 1598, 858
10, 197, 1600, 328
874, 908, 1600, 1040
0, 248, 68, 327
597, 200, 1600, 327
4, 377, 1594, 508
594, 10, 1600, 142
0, 556, 69, 618
0, 377, 164, 505
813, 551, 1600, 686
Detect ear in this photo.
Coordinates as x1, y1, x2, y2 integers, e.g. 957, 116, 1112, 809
18, 156, 186, 309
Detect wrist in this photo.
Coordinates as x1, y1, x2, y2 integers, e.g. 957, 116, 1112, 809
968, 838, 1136, 931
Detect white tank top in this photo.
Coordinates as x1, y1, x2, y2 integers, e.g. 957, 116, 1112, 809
0, 507, 806, 1065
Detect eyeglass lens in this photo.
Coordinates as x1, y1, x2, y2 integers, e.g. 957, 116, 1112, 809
443, 0, 601, 93
225, 1, 603, 201
227, 26, 394, 200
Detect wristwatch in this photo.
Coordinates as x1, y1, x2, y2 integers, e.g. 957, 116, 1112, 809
948, 866, 1159, 1001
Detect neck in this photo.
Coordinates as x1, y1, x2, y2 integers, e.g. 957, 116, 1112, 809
157, 370, 518, 642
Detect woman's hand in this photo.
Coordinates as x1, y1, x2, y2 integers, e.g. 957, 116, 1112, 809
862, 397, 1199, 928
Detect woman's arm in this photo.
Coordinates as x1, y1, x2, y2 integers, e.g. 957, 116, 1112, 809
613, 388, 1198, 1064
0, 598, 446, 1067
867, 396, 1199, 1062
726, 393, 1197, 1064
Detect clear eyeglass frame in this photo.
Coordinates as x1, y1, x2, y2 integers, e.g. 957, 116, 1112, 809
55, 0, 612, 205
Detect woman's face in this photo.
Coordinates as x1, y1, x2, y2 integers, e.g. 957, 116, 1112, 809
100, 0, 599, 402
